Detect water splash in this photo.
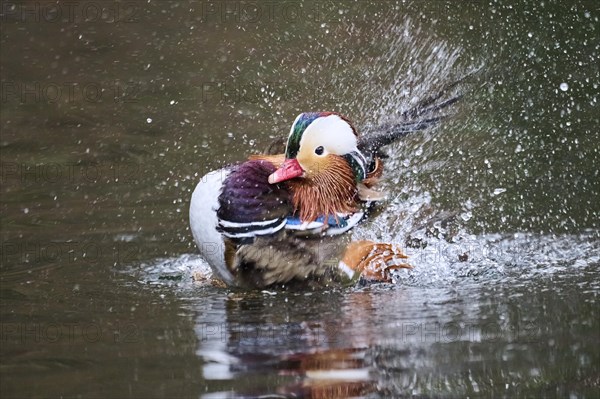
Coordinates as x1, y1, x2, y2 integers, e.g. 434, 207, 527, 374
137, 13, 599, 292
131, 253, 211, 291
137, 228, 599, 291
318, 17, 468, 127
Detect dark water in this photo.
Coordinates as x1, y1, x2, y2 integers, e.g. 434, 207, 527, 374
1, 1, 599, 398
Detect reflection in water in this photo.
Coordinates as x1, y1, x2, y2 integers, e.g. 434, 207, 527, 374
191, 264, 599, 398
195, 291, 378, 398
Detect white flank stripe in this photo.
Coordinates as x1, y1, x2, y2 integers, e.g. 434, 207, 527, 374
218, 217, 281, 228
222, 219, 286, 238
285, 220, 324, 230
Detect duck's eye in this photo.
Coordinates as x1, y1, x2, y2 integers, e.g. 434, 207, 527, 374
314, 146, 324, 155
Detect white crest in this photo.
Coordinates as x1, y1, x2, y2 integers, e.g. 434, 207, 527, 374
299, 114, 358, 156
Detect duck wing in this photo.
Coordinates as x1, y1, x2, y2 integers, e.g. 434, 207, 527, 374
217, 160, 292, 240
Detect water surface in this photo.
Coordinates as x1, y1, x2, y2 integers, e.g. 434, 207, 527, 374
1, 1, 599, 397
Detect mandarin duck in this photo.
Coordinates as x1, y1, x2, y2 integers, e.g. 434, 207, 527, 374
190, 87, 462, 288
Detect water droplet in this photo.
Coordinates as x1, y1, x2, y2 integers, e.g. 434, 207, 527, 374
146, 118, 153, 123
560, 82, 569, 91
460, 211, 473, 221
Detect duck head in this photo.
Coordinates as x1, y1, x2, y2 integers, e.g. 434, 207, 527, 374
268, 112, 367, 184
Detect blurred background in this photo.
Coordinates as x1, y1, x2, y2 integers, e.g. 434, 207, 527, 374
1, 0, 599, 397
